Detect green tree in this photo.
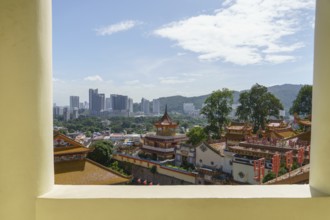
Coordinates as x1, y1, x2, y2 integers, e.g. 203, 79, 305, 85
262, 171, 276, 183
85, 131, 92, 137
87, 140, 113, 166
150, 165, 157, 174
186, 126, 207, 146
289, 85, 312, 116
200, 88, 234, 139
236, 84, 283, 132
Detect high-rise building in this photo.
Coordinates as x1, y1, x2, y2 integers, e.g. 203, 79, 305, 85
63, 107, 70, 121
152, 99, 160, 115
141, 98, 150, 115
89, 89, 104, 115
99, 93, 105, 111
105, 97, 112, 111
128, 98, 133, 113
89, 89, 98, 112
111, 94, 128, 111
70, 96, 79, 111
72, 108, 79, 119
53, 106, 60, 117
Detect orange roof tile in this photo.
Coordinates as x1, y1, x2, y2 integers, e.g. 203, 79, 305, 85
54, 146, 91, 156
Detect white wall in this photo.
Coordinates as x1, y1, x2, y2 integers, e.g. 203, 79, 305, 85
233, 162, 271, 184
196, 143, 224, 170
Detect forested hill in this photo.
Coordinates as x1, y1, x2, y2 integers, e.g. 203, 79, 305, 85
157, 84, 305, 113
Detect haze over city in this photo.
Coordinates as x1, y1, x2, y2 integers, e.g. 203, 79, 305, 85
53, 0, 315, 106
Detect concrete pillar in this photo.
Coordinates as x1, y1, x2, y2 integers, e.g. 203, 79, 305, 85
0, 0, 53, 220
310, 0, 330, 195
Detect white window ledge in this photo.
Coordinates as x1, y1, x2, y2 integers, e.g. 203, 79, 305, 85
39, 184, 326, 199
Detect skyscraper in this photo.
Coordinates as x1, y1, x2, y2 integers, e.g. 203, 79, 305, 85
63, 107, 70, 121
89, 89, 98, 112
141, 98, 150, 115
70, 96, 79, 111
89, 89, 104, 115
99, 93, 105, 111
105, 97, 112, 111
152, 99, 160, 115
128, 98, 133, 113
111, 94, 128, 111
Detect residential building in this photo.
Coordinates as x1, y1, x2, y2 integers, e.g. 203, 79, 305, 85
141, 98, 150, 115
128, 98, 133, 113
152, 99, 160, 115
63, 107, 70, 121
69, 96, 79, 111
111, 94, 128, 111
89, 89, 104, 115
53, 106, 60, 117
72, 108, 79, 119
105, 97, 111, 111
99, 93, 105, 111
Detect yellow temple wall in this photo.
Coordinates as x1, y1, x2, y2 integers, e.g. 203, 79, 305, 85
2, 0, 330, 220
113, 154, 196, 183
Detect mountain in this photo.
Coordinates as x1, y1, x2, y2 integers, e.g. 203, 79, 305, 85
267, 84, 304, 112
158, 95, 209, 113
158, 84, 306, 114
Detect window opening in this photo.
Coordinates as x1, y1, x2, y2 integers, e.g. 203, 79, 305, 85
53, 0, 315, 186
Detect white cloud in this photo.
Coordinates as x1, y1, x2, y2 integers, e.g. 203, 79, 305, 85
83, 75, 103, 82
182, 73, 203, 77
95, 20, 142, 36
154, 0, 314, 65
265, 55, 296, 64
177, 52, 186, 56
159, 76, 195, 84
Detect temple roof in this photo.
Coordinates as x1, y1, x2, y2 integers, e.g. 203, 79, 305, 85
53, 131, 91, 155
154, 105, 178, 127
226, 122, 252, 131
54, 131, 86, 148
54, 146, 91, 156
54, 159, 130, 185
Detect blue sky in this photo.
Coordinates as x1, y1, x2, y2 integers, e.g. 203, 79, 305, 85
53, 0, 315, 106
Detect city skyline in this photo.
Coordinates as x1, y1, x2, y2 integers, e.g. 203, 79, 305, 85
53, 0, 315, 106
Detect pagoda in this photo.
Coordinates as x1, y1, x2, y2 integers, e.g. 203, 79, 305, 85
141, 105, 188, 161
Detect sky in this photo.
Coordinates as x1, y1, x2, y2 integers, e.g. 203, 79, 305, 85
53, 0, 315, 106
